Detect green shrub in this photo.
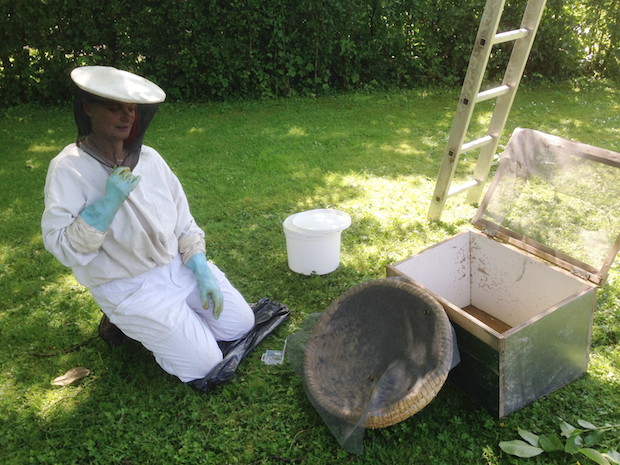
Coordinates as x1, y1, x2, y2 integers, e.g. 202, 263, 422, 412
1, 0, 618, 105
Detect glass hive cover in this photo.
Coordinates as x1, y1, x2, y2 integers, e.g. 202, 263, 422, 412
472, 127, 620, 285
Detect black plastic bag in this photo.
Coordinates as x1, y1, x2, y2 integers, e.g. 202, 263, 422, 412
189, 297, 290, 392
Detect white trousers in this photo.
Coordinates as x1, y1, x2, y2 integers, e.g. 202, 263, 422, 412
90, 255, 255, 382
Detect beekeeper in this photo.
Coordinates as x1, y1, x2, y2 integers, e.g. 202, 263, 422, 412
41, 66, 255, 383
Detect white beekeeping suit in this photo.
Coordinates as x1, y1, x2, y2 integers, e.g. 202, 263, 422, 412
42, 66, 254, 382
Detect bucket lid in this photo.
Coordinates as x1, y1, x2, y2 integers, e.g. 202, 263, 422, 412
291, 209, 351, 234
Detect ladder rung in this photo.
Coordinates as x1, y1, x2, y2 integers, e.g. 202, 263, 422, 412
492, 28, 530, 45
475, 85, 511, 103
461, 135, 494, 153
448, 180, 481, 198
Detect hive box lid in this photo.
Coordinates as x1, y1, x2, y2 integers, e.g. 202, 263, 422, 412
471, 128, 620, 286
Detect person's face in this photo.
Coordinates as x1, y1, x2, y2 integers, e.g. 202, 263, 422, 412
83, 100, 136, 143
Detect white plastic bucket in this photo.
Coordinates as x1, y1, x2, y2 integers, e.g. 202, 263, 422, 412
283, 209, 351, 275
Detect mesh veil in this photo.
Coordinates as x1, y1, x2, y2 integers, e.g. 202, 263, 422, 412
73, 90, 160, 163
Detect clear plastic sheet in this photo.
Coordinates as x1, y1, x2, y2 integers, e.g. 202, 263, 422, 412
477, 127, 620, 275
287, 278, 460, 454
189, 297, 290, 392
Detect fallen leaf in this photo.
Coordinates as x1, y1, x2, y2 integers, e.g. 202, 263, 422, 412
52, 367, 90, 386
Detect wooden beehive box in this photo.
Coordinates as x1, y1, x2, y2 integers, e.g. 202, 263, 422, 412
386, 128, 620, 418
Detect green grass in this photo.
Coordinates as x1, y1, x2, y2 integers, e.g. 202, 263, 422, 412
1, 82, 619, 464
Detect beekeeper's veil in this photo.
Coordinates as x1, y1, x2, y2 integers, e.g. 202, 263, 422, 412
70, 66, 166, 163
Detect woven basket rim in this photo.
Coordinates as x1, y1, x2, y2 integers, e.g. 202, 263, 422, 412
303, 278, 453, 429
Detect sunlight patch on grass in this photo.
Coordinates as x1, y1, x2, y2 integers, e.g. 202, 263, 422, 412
287, 126, 306, 136
37, 384, 87, 416
589, 351, 620, 386
41, 273, 82, 294
295, 171, 476, 270
379, 142, 422, 155
28, 144, 62, 153
26, 159, 41, 169
290, 166, 323, 180
0, 207, 16, 228
420, 135, 443, 149
306, 170, 475, 226
39, 273, 89, 313
0, 244, 9, 264
473, 110, 493, 127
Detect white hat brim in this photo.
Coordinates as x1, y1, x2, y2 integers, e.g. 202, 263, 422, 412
71, 66, 166, 104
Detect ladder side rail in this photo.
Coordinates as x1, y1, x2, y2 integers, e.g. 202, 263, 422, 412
428, 0, 507, 221
466, 0, 548, 205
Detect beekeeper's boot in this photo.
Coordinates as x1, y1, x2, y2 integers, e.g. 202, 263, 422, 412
98, 313, 128, 347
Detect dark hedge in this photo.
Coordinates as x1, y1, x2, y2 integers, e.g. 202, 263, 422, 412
1, 0, 618, 104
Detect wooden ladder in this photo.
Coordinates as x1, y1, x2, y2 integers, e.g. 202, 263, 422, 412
428, 0, 547, 221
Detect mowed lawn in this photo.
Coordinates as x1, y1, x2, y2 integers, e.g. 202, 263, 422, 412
1, 83, 619, 464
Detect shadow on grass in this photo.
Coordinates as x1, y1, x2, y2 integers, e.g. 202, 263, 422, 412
2, 87, 620, 463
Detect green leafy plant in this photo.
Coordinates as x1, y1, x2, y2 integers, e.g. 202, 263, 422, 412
500, 420, 620, 464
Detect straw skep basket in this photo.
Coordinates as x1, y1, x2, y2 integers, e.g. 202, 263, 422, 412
303, 278, 453, 429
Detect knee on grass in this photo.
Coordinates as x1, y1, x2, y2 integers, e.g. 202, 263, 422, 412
155, 345, 224, 383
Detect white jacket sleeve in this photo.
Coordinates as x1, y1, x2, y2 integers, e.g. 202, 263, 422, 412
178, 232, 206, 264
160, 157, 207, 264
41, 147, 106, 268
66, 215, 107, 253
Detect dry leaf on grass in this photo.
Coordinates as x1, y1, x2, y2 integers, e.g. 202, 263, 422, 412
52, 367, 90, 386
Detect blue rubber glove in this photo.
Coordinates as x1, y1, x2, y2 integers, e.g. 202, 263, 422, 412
81, 166, 141, 232
186, 252, 224, 319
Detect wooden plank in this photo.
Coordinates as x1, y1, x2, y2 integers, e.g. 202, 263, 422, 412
463, 305, 512, 334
